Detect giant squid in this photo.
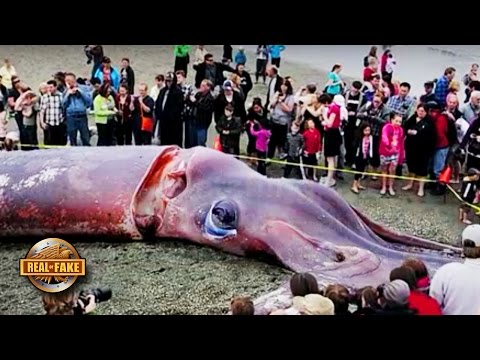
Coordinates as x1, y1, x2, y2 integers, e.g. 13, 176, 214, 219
0, 146, 462, 313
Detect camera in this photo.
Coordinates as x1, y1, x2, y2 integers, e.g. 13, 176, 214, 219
79, 287, 112, 304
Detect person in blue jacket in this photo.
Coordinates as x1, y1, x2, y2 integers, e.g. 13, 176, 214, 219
234, 47, 247, 66
269, 45, 286, 68
93, 56, 121, 92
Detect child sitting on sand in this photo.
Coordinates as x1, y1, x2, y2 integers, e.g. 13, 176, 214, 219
379, 112, 404, 196
459, 168, 480, 225
250, 119, 272, 176
351, 122, 373, 194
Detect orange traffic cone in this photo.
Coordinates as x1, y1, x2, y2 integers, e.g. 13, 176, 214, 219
439, 165, 452, 185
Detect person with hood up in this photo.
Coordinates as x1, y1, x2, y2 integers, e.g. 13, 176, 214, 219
93, 56, 121, 92
234, 46, 247, 66
154, 71, 184, 147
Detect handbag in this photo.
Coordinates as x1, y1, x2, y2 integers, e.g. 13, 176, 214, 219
139, 98, 154, 133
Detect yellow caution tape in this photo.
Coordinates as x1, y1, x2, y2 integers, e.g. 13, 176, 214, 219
11, 142, 480, 215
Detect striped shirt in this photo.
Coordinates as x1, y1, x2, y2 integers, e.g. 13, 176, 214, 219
386, 95, 416, 119
40, 93, 64, 126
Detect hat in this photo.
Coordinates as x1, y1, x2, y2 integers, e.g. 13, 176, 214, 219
462, 224, 480, 247
293, 294, 335, 315
223, 80, 233, 90
165, 72, 175, 81
383, 280, 410, 306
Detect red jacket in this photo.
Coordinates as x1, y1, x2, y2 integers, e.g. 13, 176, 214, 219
408, 291, 442, 315
303, 128, 322, 154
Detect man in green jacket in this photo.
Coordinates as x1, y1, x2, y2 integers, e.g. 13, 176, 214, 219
174, 45, 191, 77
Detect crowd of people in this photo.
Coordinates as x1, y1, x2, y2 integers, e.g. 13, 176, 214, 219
230, 224, 480, 316
1, 44, 480, 315
3, 45, 477, 219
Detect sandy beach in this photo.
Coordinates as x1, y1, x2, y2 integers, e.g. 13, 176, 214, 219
0, 45, 467, 315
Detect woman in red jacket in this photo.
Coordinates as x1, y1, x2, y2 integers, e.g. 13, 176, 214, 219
390, 266, 442, 315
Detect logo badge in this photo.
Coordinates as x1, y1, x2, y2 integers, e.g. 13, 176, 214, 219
20, 238, 86, 293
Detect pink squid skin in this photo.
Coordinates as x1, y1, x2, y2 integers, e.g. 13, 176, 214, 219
0, 146, 462, 298
0, 146, 178, 240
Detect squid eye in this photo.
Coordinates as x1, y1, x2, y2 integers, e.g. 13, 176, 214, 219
202, 200, 238, 241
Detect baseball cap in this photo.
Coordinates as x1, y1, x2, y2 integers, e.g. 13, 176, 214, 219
165, 72, 175, 81
223, 80, 233, 90
462, 224, 480, 247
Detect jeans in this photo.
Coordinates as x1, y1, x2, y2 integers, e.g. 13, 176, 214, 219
187, 120, 208, 148
67, 114, 90, 146
433, 147, 449, 179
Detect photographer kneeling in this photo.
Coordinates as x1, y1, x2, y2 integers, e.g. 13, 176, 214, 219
42, 287, 112, 315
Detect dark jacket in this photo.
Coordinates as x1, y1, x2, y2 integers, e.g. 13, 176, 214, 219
192, 90, 215, 129
372, 305, 418, 315
215, 115, 242, 149
404, 115, 436, 156
120, 66, 135, 95
461, 117, 480, 149
214, 91, 247, 125
0, 84, 7, 106
284, 132, 304, 159
420, 92, 436, 104
154, 84, 184, 146
223, 45, 233, 61
236, 70, 253, 98
193, 62, 235, 88
266, 75, 284, 108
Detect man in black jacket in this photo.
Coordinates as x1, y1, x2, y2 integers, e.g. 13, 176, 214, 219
186, 79, 215, 148
193, 53, 235, 89
265, 66, 283, 110
154, 72, 184, 147
214, 80, 247, 125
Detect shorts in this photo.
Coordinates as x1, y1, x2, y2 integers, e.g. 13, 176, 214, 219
380, 154, 399, 167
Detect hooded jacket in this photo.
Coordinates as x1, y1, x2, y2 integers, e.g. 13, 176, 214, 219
94, 65, 121, 91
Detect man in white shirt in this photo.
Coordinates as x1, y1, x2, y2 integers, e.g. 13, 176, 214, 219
150, 74, 165, 102
430, 224, 480, 315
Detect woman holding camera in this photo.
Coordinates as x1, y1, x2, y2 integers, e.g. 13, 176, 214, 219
268, 79, 295, 159
42, 289, 96, 315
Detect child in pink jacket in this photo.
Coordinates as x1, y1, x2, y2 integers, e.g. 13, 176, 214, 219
250, 120, 272, 176
379, 112, 405, 196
